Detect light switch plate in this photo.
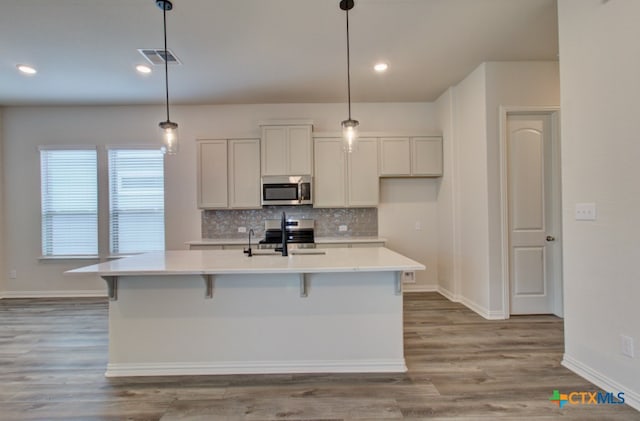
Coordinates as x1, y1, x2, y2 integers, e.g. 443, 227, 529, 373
621, 335, 635, 358
575, 203, 597, 221
339, 225, 348, 232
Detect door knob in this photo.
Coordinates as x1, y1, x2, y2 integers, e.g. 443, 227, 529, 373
546, 235, 555, 242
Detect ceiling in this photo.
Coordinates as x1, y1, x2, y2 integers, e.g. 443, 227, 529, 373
0, 0, 558, 106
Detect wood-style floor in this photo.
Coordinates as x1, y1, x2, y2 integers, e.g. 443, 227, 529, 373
0, 292, 638, 420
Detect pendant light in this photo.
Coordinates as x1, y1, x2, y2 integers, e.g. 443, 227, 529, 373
340, 0, 359, 153
156, 0, 179, 154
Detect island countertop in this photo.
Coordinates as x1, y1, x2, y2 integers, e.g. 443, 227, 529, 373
67, 247, 425, 277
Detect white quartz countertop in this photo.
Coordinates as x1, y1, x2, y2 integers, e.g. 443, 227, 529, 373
66, 247, 423, 277
185, 237, 386, 246
315, 237, 386, 244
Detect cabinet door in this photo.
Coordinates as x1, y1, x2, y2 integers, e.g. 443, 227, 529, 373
348, 137, 379, 207
197, 140, 228, 209
379, 137, 411, 176
288, 125, 313, 175
261, 126, 288, 176
229, 139, 261, 208
412, 137, 443, 176
313, 138, 346, 207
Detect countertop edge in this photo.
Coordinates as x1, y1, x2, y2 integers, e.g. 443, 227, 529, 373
66, 249, 423, 277
186, 237, 387, 245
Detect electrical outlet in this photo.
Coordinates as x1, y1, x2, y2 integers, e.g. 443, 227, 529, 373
575, 203, 597, 221
402, 271, 416, 283
339, 225, 348, 232
9, 270, 17, 279
414, 221, 422, 231
238, 227, 247, 233
621, 335, 635, 358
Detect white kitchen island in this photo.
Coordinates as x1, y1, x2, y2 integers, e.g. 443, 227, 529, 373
67, 247, 424, 377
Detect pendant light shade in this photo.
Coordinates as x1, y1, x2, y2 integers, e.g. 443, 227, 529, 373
341, 119, 359, 153
159, 120, 179, 154
156, 0, 178, 155
340, 0, 359, 153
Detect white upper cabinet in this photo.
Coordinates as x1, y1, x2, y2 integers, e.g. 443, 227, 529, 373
197, 138, 261, 209
261, 124, 313, 176
197, 140, 228, 209
411, 137, 443, 176
379, 137, 411, 176
314, 137, 378, 208
379, 136, 442, 177
228, 139, 261, 208
313, 138, 346, 207
348, 138, 379, 206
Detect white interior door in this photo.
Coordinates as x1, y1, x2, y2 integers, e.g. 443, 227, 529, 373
507, 113, 562, 315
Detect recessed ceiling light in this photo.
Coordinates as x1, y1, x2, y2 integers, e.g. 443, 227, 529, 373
374, 62, 388, 73
17, 64, 37, 75
136, 64, 152, 74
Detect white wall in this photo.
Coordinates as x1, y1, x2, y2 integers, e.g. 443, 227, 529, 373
434, 89, 457, 297
451, 64, 492, 314
378, 178, 439, 290
484, 62, 561, 312
438, 62, 560, 318
1, 102, 438, 296
0, 108, 5, 296
558, 0, 640, 409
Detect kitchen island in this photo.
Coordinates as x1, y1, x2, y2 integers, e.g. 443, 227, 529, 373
67, 248, 424, 377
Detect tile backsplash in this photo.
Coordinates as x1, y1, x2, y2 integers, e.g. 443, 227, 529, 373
202, 206, 377, 239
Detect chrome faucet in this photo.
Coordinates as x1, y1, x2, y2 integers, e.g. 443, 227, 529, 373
274, 211, 288, 256
243, 228, 255, 257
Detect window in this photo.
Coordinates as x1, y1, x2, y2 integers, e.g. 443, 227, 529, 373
40, 148, 98, 256
108, 149, 165, 254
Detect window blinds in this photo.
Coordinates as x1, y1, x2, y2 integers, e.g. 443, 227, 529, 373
40, 149, 98, 256
108, 149, 165, 254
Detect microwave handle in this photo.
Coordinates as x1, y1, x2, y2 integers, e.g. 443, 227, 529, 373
298, 181, 302, 204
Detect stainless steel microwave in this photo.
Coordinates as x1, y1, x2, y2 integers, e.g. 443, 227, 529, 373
261, 175, 312, 206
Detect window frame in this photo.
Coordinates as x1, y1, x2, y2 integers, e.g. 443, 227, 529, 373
107, 146, 166, 256
39, 146, 99, 259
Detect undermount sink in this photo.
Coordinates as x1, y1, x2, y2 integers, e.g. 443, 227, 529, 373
249, 250, 326, 256
290, 250, 326, 255
250, 250, 281, 256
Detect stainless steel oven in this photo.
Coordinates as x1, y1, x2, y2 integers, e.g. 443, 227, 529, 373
261, 175, 312, 206
258, 219, 316, 249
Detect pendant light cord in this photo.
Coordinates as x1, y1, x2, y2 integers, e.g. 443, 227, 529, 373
163, 5, 170, 122
346, 6, 352, 120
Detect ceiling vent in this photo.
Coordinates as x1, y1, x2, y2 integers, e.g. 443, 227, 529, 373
138, 48, 181, 66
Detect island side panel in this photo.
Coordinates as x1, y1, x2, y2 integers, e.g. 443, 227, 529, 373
106, 272, 405, 376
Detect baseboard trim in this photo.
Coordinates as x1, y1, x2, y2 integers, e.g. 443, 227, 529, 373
402, 284, 438, 293
437, 285, 457, 302
562, 354, 640, 412
433, 287, 507, 320
459, 296, 506, 320
2, 290, 107, 299
105, 359, 408, 377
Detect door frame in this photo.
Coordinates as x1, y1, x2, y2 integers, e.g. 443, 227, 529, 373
499, 106, 563, 318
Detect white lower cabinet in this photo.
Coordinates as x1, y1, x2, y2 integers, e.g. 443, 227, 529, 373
313, 137, 378, 208
197, 138, 261, 209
